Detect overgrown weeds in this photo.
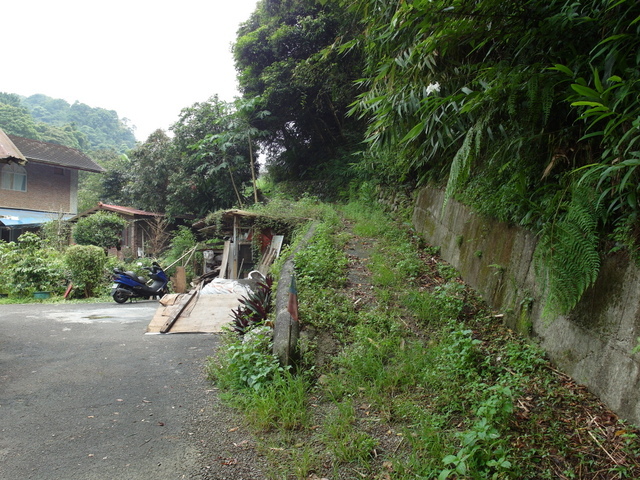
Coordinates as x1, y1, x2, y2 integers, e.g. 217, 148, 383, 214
205, 200, 640, 479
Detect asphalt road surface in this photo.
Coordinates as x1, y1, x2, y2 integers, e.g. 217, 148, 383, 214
0, 301, 219, 480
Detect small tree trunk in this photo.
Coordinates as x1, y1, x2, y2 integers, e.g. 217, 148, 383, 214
228, 164, 243, 208
248, 132, 259, 204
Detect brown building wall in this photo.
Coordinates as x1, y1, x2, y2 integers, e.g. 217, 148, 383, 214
0, 163, 77, 214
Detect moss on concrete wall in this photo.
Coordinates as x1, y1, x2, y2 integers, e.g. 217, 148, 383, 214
412, 185, 640, 425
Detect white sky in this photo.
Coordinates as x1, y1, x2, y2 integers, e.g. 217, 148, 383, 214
3, 0, 259, 141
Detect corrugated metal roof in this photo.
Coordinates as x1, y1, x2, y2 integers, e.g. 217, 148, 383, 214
0, 129, 27, 164
0, 207, 72, 227
7, 134, 104, 173
69, 202, 162, 221
97, 202, 161, 217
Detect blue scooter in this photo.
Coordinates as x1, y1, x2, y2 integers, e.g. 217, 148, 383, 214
111, 262, 169, 303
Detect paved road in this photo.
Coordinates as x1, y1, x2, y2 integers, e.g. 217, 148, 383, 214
0, 301, 219, 480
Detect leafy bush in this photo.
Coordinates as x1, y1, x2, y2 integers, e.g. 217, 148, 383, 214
0, 233, 66, 296
64, 244, 108, 297
231, 275, 274, 334
160, 225, 199, 282
72, 211, 127, 249
207, 327, 283, 392
40, 216, 72, 251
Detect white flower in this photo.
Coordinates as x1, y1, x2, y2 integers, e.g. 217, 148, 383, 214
426, 82, 441, 96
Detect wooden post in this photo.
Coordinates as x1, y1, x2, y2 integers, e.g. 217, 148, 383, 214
231, 215, 238, 279
219, 241, 230, 279
174, 266, 187, 293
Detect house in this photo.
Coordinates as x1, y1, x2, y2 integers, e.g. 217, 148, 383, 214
0, 129, 104, 242
70, 202, 193, 259
0, 129, 27, 165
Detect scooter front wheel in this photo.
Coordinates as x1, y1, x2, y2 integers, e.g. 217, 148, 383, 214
113, 289, 129, 304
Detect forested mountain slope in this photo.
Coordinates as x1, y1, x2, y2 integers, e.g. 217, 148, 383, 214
0, 92, 136, 153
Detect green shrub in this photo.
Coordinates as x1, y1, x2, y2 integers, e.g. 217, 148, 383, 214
65, 244, 108, 297
207, 328, 283, 393
40, 216, 72, 251
160, 225, 199, 282
0, 233, 66, 296
72, 211, 127, 249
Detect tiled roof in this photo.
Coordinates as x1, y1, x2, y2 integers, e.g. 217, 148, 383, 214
97, 202, 161, 217
69, 202, 162, 221
0, 129, 27, 164
7, 134, 104, 173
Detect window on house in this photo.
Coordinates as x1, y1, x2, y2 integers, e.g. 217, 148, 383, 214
1, 164, 27, 192
54, 167, 64, 176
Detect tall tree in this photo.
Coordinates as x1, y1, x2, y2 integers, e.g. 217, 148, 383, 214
168, 96, 254, 216
233, 0, 365, 184
124, 129, 173, 213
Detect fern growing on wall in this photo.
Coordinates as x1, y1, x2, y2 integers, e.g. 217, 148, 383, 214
534, 186, 602, 317
442, 124, 480, 214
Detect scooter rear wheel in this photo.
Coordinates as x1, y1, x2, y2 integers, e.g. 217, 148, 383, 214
113, 289, 129, 304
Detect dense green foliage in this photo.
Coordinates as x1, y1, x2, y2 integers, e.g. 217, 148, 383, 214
64, 244, 108, 297
0, 92, 136, 152
23, 94, 137, 152
167, 97, 254, 215
96, 97, 255, 217
72, 211, 128, 250
0, 233, 66, 296
327, 0, 640, 314
233, 0, 365, 190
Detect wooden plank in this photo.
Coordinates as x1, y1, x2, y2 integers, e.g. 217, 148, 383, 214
219, 241, 230, 279
147, 291, 241, 334
230, 215, 239, 280
164, 294, 239, 333
160, 283, 202, 333
258, 235, 284, 275
174, 266, 187, 293
272, 235, 284, 254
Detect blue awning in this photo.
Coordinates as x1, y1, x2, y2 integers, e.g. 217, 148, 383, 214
0, 208, 73, 227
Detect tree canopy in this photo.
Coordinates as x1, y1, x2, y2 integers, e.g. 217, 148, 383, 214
95, 97, 256, 217
233, 0, 365, 185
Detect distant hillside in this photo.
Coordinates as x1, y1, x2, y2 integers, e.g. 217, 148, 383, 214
0, 92, 137, 153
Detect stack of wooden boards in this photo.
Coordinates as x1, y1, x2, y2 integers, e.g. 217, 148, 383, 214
146, 235, 284, 334
146, 284, 242, 334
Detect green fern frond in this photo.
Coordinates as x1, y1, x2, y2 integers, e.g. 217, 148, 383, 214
535, 186, 602, 317
526, 73, 540, 108
442, 126, 477, 214
541, 84, 554, 126
507, 89, 519, 117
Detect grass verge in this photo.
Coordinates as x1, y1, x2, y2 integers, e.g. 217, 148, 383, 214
206, 200, 640, 479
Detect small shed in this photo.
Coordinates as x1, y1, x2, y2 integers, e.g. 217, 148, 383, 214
147, 209, 292, 334
70, 202, 192, 259
196, 209, 284, 280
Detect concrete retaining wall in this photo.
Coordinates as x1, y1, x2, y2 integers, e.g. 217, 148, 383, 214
412, 185, 640, 425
